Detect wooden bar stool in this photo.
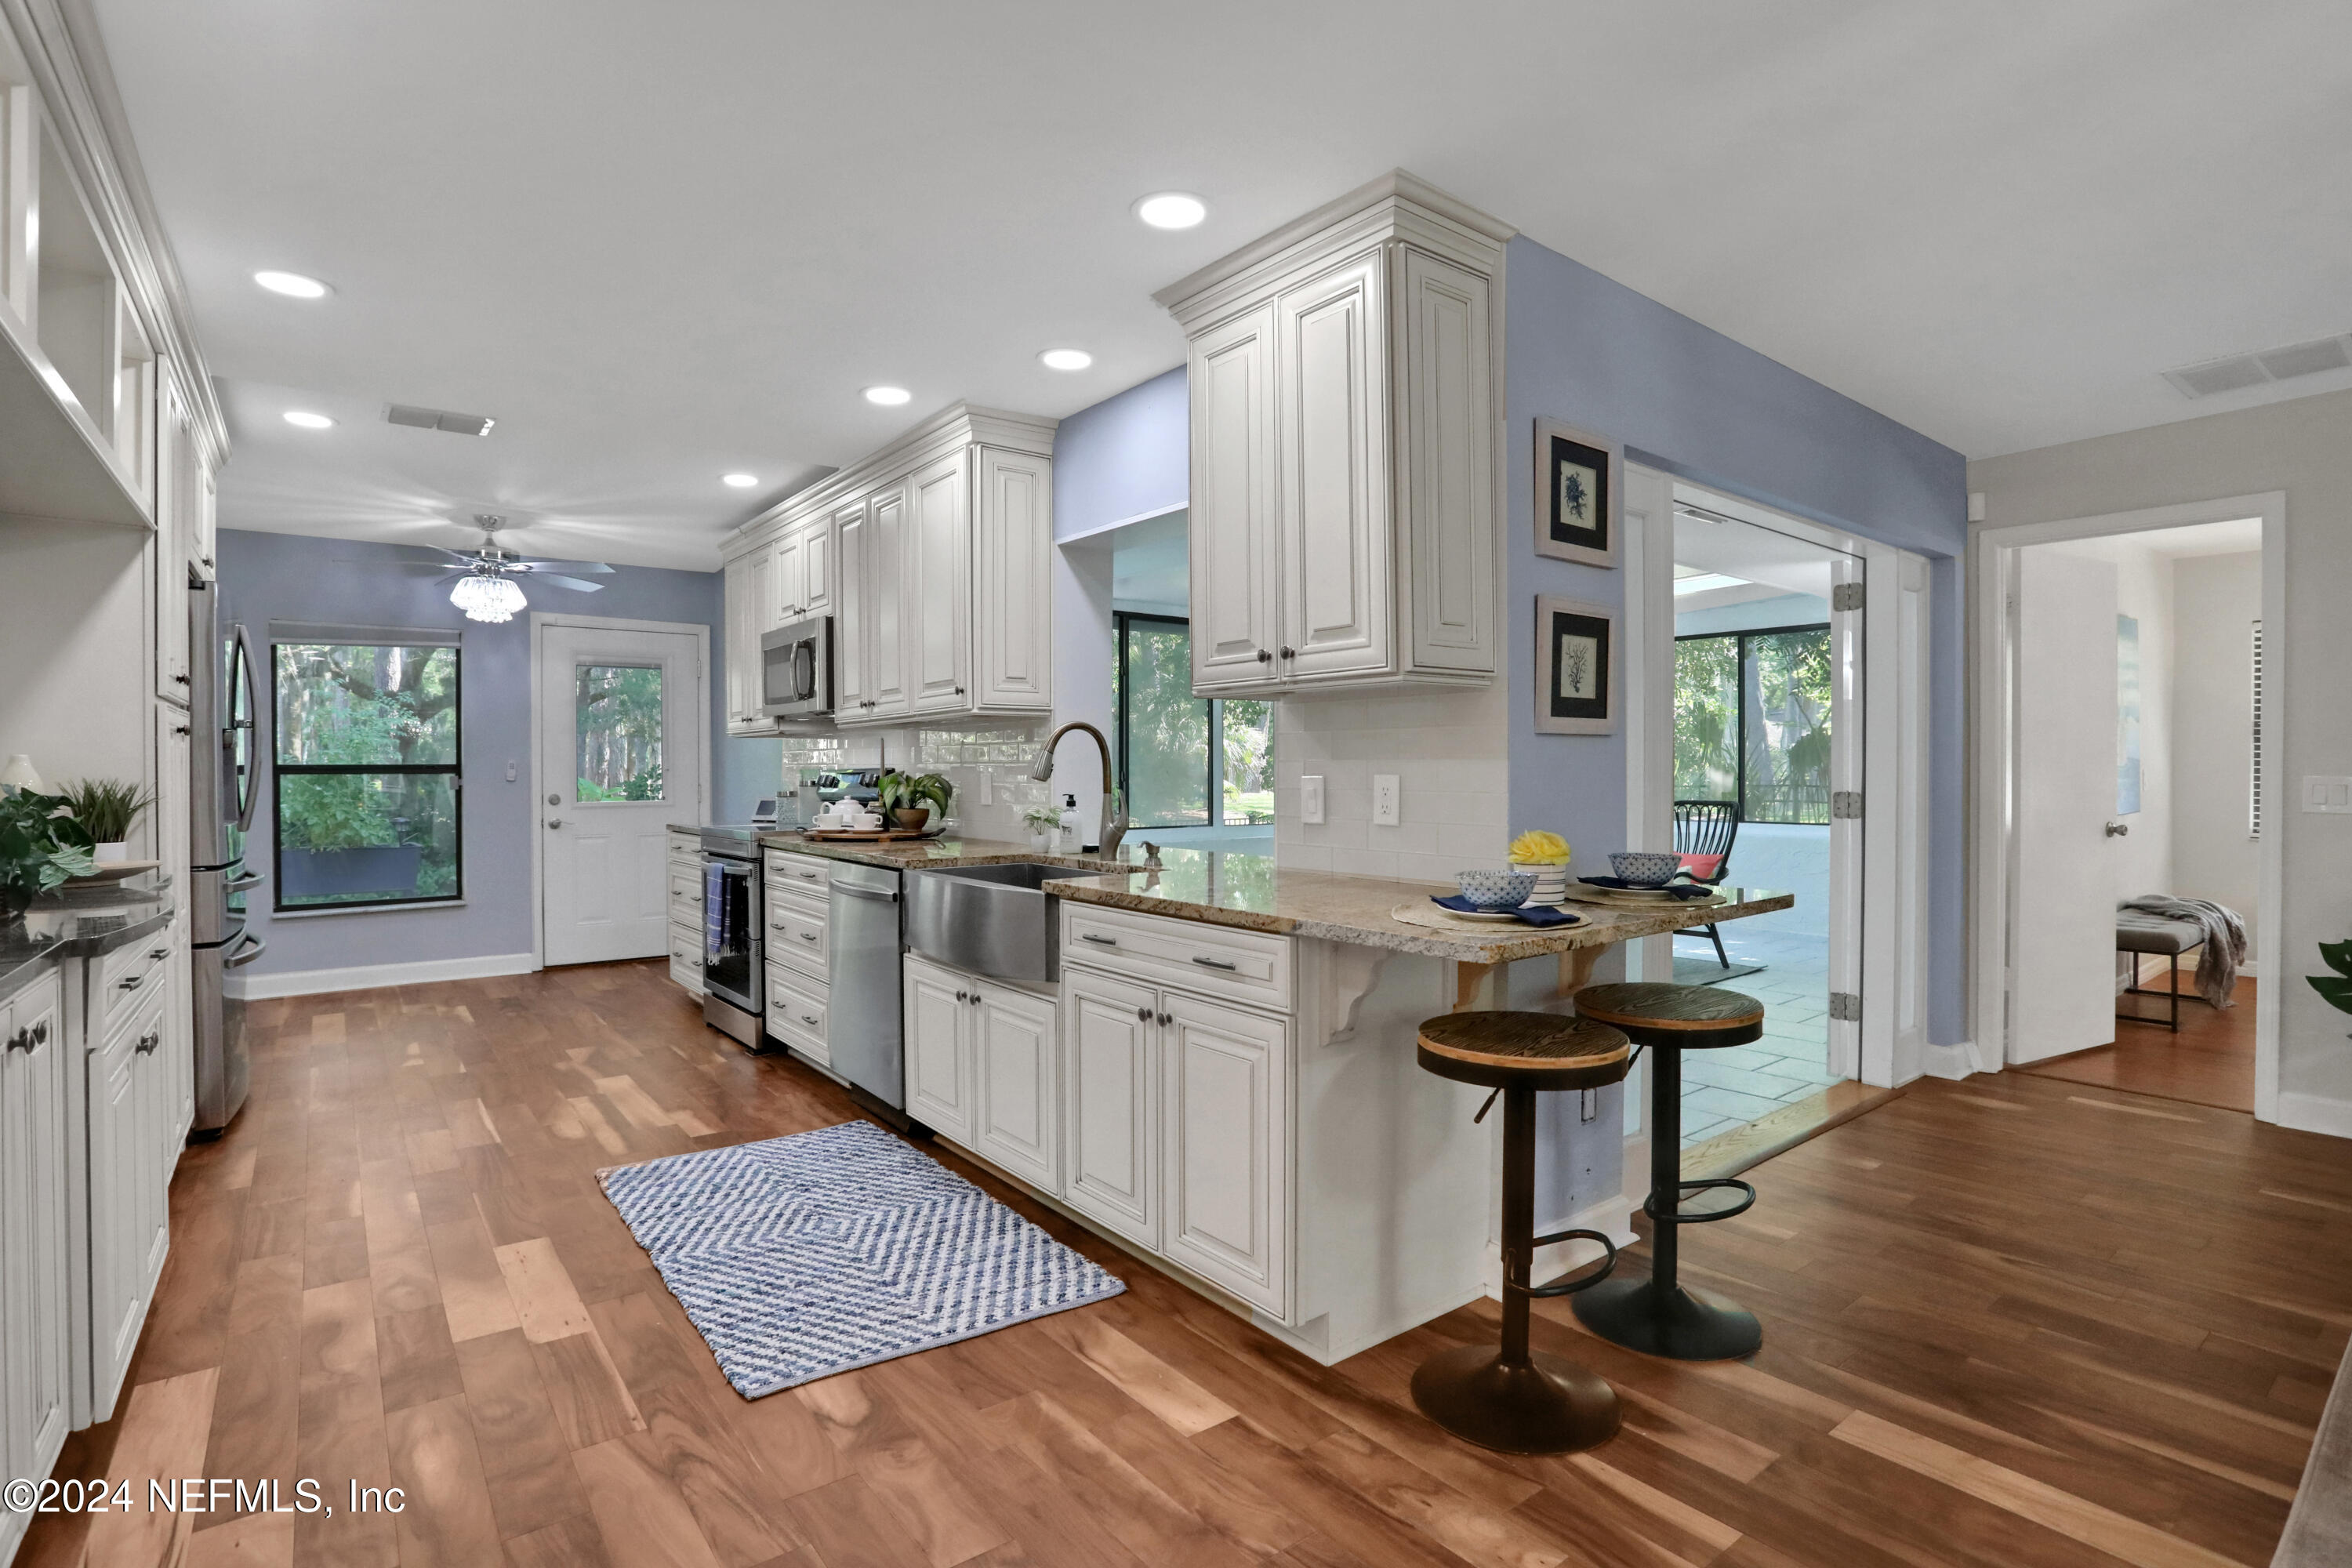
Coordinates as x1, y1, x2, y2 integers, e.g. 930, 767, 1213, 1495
1410, 1010, 1633, 1454
1568, 982, 1766, 1361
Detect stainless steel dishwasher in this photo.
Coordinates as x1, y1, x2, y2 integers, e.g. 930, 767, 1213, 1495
826, 861, 906, 1116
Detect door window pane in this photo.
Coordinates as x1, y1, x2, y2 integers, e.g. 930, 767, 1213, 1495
1220, 699, 1275, 825
1673, 636, 1740, 803
1118, 618, 1210, 827
1745, 630, 1831, 823
575, 663, 666, 801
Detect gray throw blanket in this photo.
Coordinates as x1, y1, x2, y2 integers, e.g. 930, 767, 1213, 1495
2119, 895, 2248, 1008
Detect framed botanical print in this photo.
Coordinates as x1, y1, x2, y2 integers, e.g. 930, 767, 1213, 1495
1534, 418, 1622, 568
1534, 595, 1617, 735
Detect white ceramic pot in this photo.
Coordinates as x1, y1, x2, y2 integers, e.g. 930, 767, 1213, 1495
1029, 830, 1051, 852
1518, 863, 1570, 905
95, 841, 129, 864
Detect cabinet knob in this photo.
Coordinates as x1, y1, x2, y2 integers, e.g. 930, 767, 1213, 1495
955, 989, 969, 1003
1136, 1005, 1152, 1022
5, 1029, 25, 1053
954, 685, 965, 696
1255, 648, 1272, 663
1279, 646, 1295, 660
967, 992, 981, 1007
31, 1022, 45, 1046
173, 673, 190, 685
1156, 1011, 1171, 1026
136, 1031, 161, 1055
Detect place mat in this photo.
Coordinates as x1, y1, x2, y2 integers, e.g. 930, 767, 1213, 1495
1392, 902, 1586, 932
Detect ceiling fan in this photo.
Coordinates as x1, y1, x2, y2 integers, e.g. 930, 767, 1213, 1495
389, 514, 615, 623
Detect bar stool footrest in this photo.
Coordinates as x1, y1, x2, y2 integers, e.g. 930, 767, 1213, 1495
1644, 1178, 1755, 1225
1520, 1229, 1617, 1298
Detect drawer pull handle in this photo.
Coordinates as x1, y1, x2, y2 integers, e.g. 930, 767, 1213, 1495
801, 1014, 820, 1027
1080, 933, 1118, 947
136, 1031, 161, 1055
801, 931, 818, 942
770, 921, 789, 931
119, 974, 144, 990
1190, 955, 1239, 971
149, 946, 170, 960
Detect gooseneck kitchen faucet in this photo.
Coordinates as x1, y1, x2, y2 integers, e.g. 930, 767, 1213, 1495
1029, 720, 1128, 859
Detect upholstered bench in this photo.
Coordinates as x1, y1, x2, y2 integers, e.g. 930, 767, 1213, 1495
2117, 910, 2205, 1031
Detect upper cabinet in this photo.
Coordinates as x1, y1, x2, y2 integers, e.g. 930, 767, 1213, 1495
1155, 171, 1509, 697
722, 403, 1056, 735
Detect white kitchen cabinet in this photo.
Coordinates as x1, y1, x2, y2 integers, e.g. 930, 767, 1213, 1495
1156, 172, 1507, 696
1161, 993, 1288, 1312
904, 956, 974, 1143
971, 445, 1053, 711
772, 527, 804, 625
907, 453, 969, 714
2, 970, 71, 1561
153, 361, 194, 705
86, 983, 169, 1422
972, 982, 1058, 1193
803, 514, 837, 616
722, 553, 753, 731
1060, 967, 1160, 1250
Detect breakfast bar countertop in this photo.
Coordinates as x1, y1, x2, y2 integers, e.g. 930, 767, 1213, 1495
1043, 852, 1792, 963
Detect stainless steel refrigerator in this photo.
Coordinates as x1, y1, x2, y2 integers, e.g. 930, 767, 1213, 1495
188, 576, 265, 1138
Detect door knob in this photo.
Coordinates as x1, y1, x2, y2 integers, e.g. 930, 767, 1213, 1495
2104, 821, 2129, 837
546, 818, 563, 829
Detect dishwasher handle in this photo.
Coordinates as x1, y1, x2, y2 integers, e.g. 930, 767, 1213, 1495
833, 884, 898, 903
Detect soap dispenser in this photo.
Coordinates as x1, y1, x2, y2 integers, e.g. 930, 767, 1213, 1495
1057, 793, 1080, 854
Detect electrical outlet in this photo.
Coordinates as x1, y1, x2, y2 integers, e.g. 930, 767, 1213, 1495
1301, 775, 1325, 825
1372, 773, 1400, 826
2303, 775, 2352, 813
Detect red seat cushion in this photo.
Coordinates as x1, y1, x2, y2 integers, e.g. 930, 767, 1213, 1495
1679, 852, 1726, 880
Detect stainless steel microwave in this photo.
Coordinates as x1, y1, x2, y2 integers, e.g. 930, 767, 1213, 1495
760, 615, 833, 719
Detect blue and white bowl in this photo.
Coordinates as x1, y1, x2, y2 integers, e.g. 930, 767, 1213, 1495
1608, 851, 1683, 888
1456, 869, 1536, 911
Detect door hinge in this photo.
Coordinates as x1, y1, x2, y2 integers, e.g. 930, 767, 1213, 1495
1831, 790, 1862, 819
1831, 582, 1865, 612
1828, 992, 1862, 1022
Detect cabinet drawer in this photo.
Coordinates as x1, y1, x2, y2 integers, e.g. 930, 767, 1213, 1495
1059, 904, 1292, 1012
767, 902, 829, 978
764, 851, 832, 895
96, 931, 175, 1033
765, 966, 829, 1062
668, 924, 703, 968
666, 868, 704, 925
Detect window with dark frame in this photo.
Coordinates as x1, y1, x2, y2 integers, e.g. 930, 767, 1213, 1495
1672, 623, 1834, 826
1112, 613, 1276, 832
271, 639, 463, 910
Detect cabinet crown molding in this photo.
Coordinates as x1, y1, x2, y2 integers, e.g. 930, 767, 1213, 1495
724, 400, 1057, 557
1152, 169, 1515, 328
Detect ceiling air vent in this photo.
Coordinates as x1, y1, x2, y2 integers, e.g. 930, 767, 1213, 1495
2164, 333, 2352, 398
386, 403, 496, 437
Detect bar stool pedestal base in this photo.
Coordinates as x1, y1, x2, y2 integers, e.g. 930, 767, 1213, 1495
1410, 1343, 1621, 1455
1572, 1277, 1762, 1361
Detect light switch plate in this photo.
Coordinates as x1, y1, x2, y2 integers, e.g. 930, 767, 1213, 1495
2303, 775, 2352, 813
1301, 775, 1325, 825
1372, 773, 1401, 826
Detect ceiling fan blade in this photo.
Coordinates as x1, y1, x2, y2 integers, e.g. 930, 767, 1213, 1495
510, 558, 615, 575
378, 543, 477, 566
532, 574, 607, 593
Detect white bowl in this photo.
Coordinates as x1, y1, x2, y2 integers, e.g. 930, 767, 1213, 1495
1456, 869, 1535, 911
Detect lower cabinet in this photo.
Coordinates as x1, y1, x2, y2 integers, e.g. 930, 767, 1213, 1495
1060, 956, 1291, 1318
2, 971, 71, 1565
87, 984, 171, 1421
905, 956, 1059, 1190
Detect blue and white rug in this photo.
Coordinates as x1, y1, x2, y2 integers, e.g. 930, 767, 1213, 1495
599, 1120, 1124, 1396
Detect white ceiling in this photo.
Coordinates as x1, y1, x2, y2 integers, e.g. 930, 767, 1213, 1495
1675, 507, 1845, 607
88, 1, 2352, 568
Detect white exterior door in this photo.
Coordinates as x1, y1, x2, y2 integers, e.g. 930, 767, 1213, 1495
1061, 968, 1159, 1247
1160, 994, 1286, 1312
2009, 547, 2122, 1063
904, 957, 974, 1142
539, 622, 706, 967
974, 981, 1058, 1192
1189, 302, 1281, 692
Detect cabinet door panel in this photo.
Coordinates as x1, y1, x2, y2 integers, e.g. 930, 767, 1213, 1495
1, 976, 70, 1491
972, 447, 1051, 710
772, 531, 804, 623
87, 1033, 143, 1416
154, 366, 193, 703
974, 982, 1057, 1193
907, 455, 968, 713
1399, 247, 1495, 673
864, 485, 909, 717
1161, 994, 1287, 1313
1189, 303, 1280, 693
722, 555, 753, 729
1059, 969, 1158, 1247
833, 503, 869, 712
904, 959, 972, 1143
1277, 252, 1390, 682
806, 513, 840, 615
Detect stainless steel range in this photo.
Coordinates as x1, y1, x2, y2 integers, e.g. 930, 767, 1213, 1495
699, 824, 768, 1047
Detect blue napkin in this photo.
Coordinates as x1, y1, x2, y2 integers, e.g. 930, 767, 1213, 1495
1577, 877, 1714, 900
1432, 896, 1581, 927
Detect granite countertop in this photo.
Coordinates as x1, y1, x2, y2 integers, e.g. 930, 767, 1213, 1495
1040, 853, 1793, 963
0, 873, 178, 1004
753, 829, 1134, 875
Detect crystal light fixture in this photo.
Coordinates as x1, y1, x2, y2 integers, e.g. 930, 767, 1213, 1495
450, 574, 525, 623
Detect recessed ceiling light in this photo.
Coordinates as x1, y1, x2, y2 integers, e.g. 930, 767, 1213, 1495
254, 270, 329, 299
282, 410, 335, 430
863, 385, 912, 407
1039, 348, 1093, 372
722, 473, 759, 488
1134, 192, 1207, 230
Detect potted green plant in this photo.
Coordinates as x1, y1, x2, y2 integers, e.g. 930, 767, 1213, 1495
56, 778, 154, 862
877, 770, 953, 833
0, 789, 99, 923
1022, 804, 1062, 852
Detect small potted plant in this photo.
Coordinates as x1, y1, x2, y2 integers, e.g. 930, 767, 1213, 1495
1508, 829, 1573, 906
1022, 804, 1062, 853
0, 788, 98, 924
56, 778, 154, 863
877, 770, 953, 833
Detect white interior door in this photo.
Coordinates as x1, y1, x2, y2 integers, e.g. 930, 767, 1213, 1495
539, 622, 704, 967
2008, 548, 2118, 1063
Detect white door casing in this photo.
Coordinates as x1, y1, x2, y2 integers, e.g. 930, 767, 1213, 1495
536, 620, 707, 968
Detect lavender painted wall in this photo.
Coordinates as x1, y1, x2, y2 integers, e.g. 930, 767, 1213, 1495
1052, 365, 1187, 540
1504, 235, 1970, 1044
216, 528, 778, 978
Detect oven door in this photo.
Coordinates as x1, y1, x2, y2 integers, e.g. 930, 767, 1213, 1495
702, 858, 762, 1013
761, 617, 831, 717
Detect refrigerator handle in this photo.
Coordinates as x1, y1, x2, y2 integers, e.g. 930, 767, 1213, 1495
225, 870, 266, 893
224, 931, 269, 969
230, 622, 261, 833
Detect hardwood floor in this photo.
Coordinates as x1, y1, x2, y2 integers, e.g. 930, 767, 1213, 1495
25, 960, 2352, 1568
2021, 976, 2257, 1112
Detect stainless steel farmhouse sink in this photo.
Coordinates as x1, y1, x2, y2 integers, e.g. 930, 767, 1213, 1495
903, 862, 1098, 983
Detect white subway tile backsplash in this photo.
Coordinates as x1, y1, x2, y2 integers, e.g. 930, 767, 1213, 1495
1276, 842, 1334, 870
1328, 848, 1400, 880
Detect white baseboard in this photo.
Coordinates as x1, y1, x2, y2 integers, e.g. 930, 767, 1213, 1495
1922, 1040, 1982, 1080
2276, 1092, 2352, 1141
227, 951, 539, 1000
